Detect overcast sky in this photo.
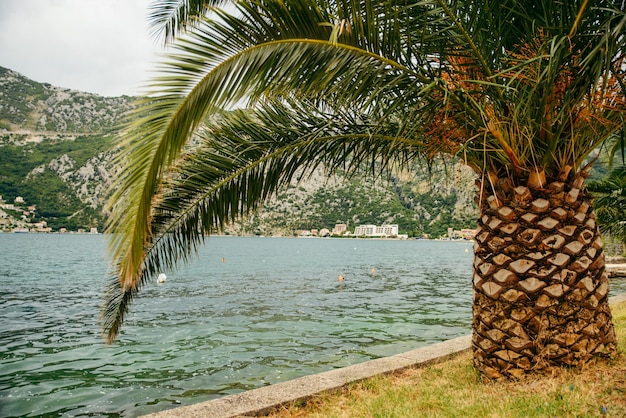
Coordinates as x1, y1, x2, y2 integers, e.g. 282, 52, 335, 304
0, 0, 166, 97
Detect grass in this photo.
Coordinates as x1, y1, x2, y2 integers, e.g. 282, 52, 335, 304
268, 300, 626, 418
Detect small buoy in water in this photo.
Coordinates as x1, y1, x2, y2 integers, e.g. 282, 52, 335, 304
338, 274, 344, 283
221, 257, 226, 263
465, 248, 469, 253
157, 273, 167, 284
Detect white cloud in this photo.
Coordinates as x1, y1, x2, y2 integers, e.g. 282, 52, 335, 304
0, 0, 165, 97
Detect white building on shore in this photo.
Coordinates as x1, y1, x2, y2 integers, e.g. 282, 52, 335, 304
332, 223, 348, 235
354, 224, 399, 238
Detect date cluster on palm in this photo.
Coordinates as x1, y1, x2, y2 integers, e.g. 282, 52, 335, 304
472, 171, 617, 380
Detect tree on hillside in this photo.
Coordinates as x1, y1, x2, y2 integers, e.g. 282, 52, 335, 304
103, 0, 626, 379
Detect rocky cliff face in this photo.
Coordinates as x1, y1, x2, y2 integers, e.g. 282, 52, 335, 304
28, 151, 114, 209
0, 66, 478, 235
0, 66, 132, 132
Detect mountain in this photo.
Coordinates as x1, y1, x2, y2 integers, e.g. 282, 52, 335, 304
0, 66, 133, 231
0, 66, 132, 133
0, 66, 478, 236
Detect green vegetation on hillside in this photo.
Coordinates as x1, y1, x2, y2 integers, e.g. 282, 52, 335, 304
0, 135, 112, 196
239, 159, 478, 238
0, 134, 113, 230
0, 67, 49, 126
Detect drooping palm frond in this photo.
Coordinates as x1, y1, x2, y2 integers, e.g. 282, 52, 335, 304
102, 97, 431, 342
106, 40, 425, 279
105, 1, 443, 340
104, 0, 626, 341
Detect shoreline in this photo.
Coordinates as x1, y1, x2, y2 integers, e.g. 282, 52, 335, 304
144, 293, 626, 418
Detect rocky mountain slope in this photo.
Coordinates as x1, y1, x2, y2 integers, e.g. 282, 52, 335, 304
0, 66, 132, 133
0, 66, 478, 235
238, 163, 478, 237
0, 66, 132, 231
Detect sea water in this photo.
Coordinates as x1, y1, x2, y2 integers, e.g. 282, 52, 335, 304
0, 234, 624, 417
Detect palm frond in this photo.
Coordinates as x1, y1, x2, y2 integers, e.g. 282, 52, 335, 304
102, 98, 427, 341
148, 0, 228, 44
588, 167, 626, 242
107, 2, 444, 284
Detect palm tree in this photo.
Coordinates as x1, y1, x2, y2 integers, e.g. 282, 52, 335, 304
103, 0, 626, 379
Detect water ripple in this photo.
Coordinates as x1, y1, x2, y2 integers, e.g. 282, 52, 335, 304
2, 235, 624, 417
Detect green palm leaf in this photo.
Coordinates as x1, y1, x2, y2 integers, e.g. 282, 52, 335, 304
588, 166, 626, 242
148, 0, 228, 43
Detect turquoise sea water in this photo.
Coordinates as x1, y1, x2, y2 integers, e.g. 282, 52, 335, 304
1, 235, 624, 417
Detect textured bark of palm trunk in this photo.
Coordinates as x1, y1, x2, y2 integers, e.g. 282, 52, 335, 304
471, 172, 617, 379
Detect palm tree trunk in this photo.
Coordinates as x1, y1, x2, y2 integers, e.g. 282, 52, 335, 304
472, 171, 617, 379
